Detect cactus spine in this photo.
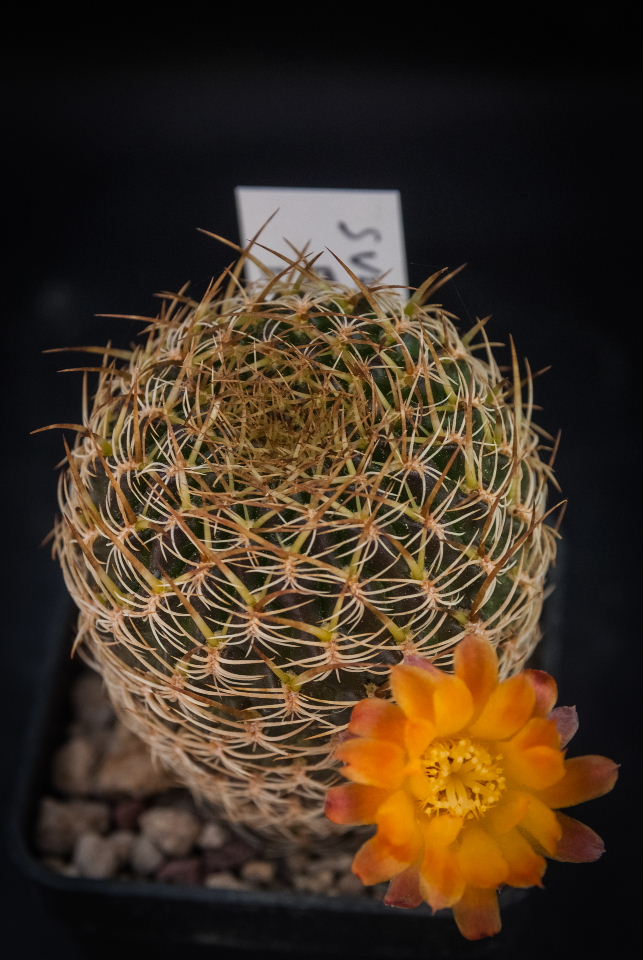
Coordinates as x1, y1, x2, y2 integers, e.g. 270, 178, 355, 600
52, 245, 559, 838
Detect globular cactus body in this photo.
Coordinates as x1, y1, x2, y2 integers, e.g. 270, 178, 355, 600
53, 249, 558, 838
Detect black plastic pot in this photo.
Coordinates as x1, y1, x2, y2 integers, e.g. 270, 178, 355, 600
9, 572, 566, 959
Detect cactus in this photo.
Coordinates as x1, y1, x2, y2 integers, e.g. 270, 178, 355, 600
51, 242, 559, 839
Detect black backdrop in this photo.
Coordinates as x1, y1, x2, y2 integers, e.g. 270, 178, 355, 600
2, 12, 641, 959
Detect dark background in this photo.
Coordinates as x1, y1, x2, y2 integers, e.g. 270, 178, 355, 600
2, 9, 641, 959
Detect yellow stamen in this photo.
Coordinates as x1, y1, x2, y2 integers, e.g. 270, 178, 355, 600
421, 737, 505, 819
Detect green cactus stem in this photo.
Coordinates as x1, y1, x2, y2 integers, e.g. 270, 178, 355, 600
48, 242, 561, 838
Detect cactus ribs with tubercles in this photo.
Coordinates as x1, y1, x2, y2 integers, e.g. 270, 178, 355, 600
40, 239, 562, 839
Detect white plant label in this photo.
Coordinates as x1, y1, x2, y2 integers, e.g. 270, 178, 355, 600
235, 187, 407, 289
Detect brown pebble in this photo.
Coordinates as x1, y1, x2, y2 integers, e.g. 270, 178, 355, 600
130, 835, 164, 876
52, 737, 97, 796
73, 832, 118, 880
204, 871, 250, 891
36, 798, 110, 856
285, 851, 309, 875
203, 839, 255, 873
113, 799, 145, 831
196, 821, 228, 850
241, 859, 276, 885
156, 857, 203, 886
139, 807, 201, 858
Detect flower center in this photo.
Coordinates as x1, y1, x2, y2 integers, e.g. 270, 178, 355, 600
421, 737, 505, 819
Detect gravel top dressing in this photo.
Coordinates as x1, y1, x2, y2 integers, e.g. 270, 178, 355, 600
34, 667, 383, 900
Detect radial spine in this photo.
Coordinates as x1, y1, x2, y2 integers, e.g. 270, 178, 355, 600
53, 248, 559, 838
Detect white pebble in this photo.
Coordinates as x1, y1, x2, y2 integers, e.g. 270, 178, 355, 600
293, 868, 335, 894
139, 807, 201, 857
204, 871, 249, 890
110, 830, 135, 866
93, 725, 175, 798
73, 832, 118, 880
336, 872, 364, 896
52, 737, 96, 795
36, 798, 109, 856
130, 834, 164, 875
197, 821, 228, 850
43, 858, 81, 878
317, 852, 354, 874
71, 673, 113, 730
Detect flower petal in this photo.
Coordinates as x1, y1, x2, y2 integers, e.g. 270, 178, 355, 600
524, 669, 558, 716
406, 771, 433, 804
404, 717, 436, 757
424, 813, 464, 847
549, 705, 579, 747
336, 737, 405, 788
468, 674, 536, 740
484, 790, 531, 835
509, 715, 561, 751
432, 675, 474, 736
348, 698, 406, 742
501, 717, 565, 789
353, 834, 411, 884
376, 789, 421, 852
385, 866, 423, 908
392, 656, 473, 735
517, 793, 562, 855
420, 847, 466, 910
390, 664, 436, 723
455, 825, 508, 888
494, 827, 546, 887
553, 812, 605, 862
324, 783, 389, 825
453, 887, 501, 941
536, 755, 619, 809
454, 634, 499, 711
419, 818, 466, 910
503, 745, 566, 790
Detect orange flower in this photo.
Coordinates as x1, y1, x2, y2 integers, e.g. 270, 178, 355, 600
325, 636, 618, 940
